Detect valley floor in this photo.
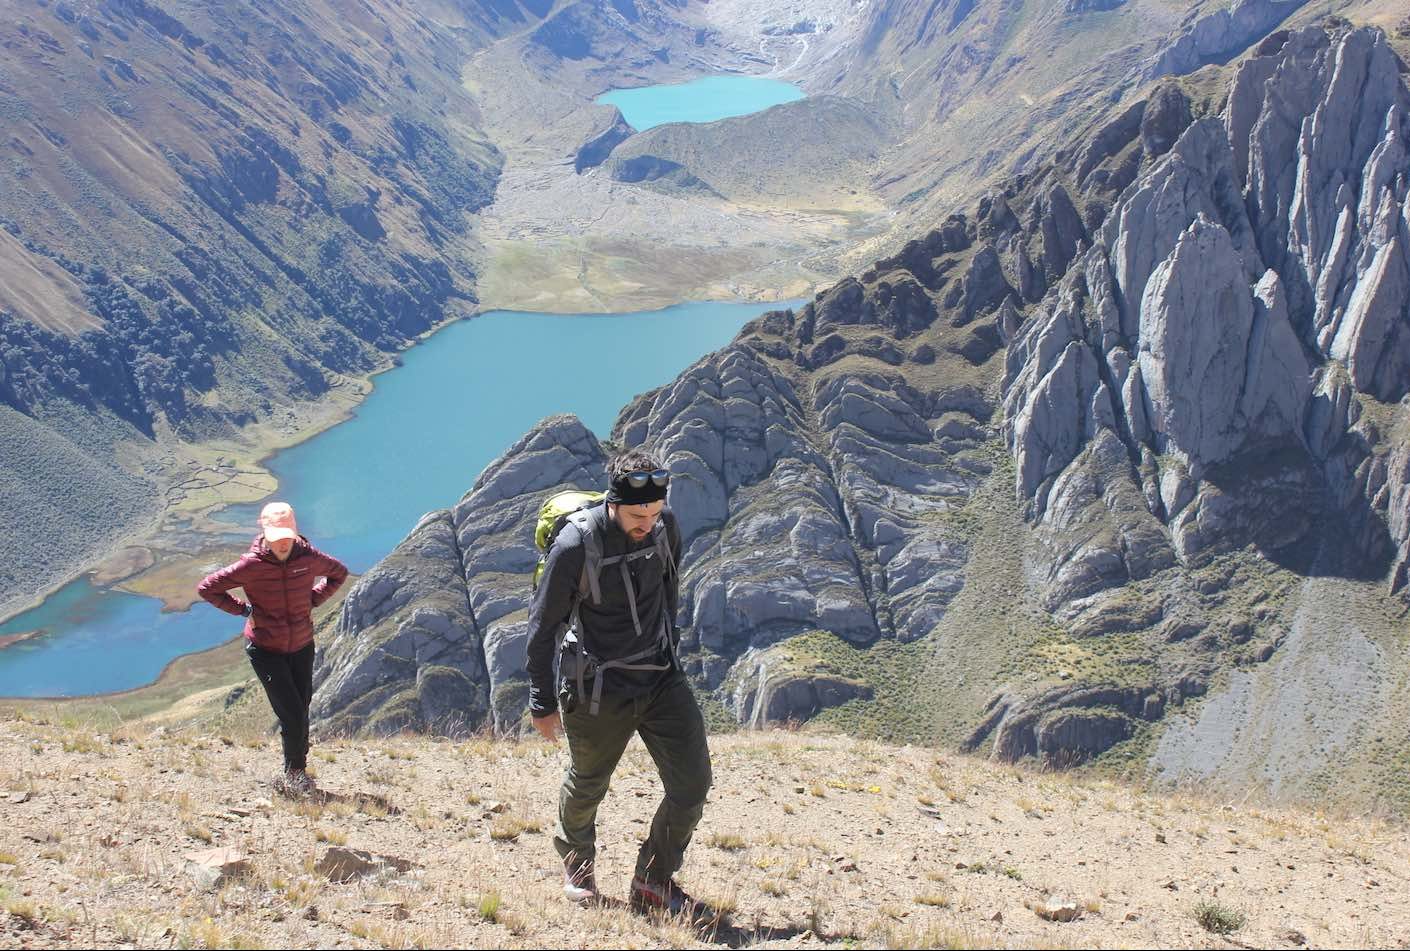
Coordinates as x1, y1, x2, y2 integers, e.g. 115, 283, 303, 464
0, 718, 1405, 949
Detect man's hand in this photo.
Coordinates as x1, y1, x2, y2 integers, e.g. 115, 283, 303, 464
532, 712, 563, 742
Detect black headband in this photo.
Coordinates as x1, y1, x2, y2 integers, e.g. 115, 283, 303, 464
606, 479, 668, 505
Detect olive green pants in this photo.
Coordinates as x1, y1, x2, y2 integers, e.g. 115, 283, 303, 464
554, 673, 712, 883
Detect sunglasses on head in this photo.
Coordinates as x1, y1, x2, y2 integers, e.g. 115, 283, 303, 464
620, 469, 670, 488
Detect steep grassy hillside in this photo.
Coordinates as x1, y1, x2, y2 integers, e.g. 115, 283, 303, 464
0, 0, 544, 618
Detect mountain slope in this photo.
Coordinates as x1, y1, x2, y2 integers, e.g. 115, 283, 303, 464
1000, 22, 1410, 800
1, 716, 1406, 948
0, 0, 527, 617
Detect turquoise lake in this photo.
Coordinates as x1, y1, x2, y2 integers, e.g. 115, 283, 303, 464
0, 300, 792, 698
597, 75, 804, 131
0, 578, 233, 698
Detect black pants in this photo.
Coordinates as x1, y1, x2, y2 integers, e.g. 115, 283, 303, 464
246, 641, 315, 771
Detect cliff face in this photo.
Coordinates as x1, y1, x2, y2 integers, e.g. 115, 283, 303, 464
996, 24, 1410, 797
313, 419, 608, 735
317, 25, 1410, 808
1003, 25, 1410, 604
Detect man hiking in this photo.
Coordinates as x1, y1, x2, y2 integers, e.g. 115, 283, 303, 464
197, 501, 348, 796
526, 450, 713, 915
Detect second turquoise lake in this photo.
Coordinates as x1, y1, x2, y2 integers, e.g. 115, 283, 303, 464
597, 75, 804, 131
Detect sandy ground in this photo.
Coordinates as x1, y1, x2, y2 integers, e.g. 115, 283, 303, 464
0, 719, 1406, 950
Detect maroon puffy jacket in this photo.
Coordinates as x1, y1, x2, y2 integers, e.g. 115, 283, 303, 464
197, 536, 349, 654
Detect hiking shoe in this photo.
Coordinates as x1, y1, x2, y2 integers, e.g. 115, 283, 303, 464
629, 876, 707, 919
562, 860, 598, 905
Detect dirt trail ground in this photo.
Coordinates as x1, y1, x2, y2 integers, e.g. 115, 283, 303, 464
1, 720, 1407, 949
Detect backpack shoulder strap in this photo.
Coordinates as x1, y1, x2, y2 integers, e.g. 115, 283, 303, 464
567, 506, 605, 605
648, 512, 679, 599
651, 517, 676, 580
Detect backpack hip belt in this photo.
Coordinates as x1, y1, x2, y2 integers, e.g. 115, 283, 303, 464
563, 613, 674, 717
561, 505, 678, 716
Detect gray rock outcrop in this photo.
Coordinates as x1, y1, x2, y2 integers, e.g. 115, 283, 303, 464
979, 26, 1409, 771
727, 646, 874, 727
312, 510, 489, 736
313, 414, 605, 736
1142, 0, 1307, 81
1005, 27, 1406, 609
1234, 27, 1410, 402
318, 201, 1017, 733
1137, 216, 1308, 471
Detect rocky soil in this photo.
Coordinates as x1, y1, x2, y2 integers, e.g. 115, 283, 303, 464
1, 714, 1406, 949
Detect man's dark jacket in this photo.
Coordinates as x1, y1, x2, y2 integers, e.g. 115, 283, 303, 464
525, 504, 682, 717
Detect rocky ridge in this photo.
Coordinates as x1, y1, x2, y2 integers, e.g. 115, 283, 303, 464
1142, 0, 1311, 81
1003, 25, 1410, 606
316, 216, 1021, 734
318, 23, 1410, 809
317, 52, 1206, 742
995, 23, 1410, 797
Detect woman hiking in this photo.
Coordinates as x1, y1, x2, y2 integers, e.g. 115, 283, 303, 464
197, 501, 348, 796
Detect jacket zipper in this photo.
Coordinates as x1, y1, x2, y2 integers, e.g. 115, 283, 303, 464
282, 556, 292, 653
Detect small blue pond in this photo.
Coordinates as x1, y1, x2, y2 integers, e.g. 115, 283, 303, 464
597, 75, 804, 131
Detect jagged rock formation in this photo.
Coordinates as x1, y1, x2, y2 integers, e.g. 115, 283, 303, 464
966, 684, 1178, 767
320, 192, 1034, 735
984, 25, 1410, 785
312, 511, 490, 736
317, 60, 1210, 745
314, 417, 607, 734
1142, 0, 1309, 80
1004, 25, 1409, 605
